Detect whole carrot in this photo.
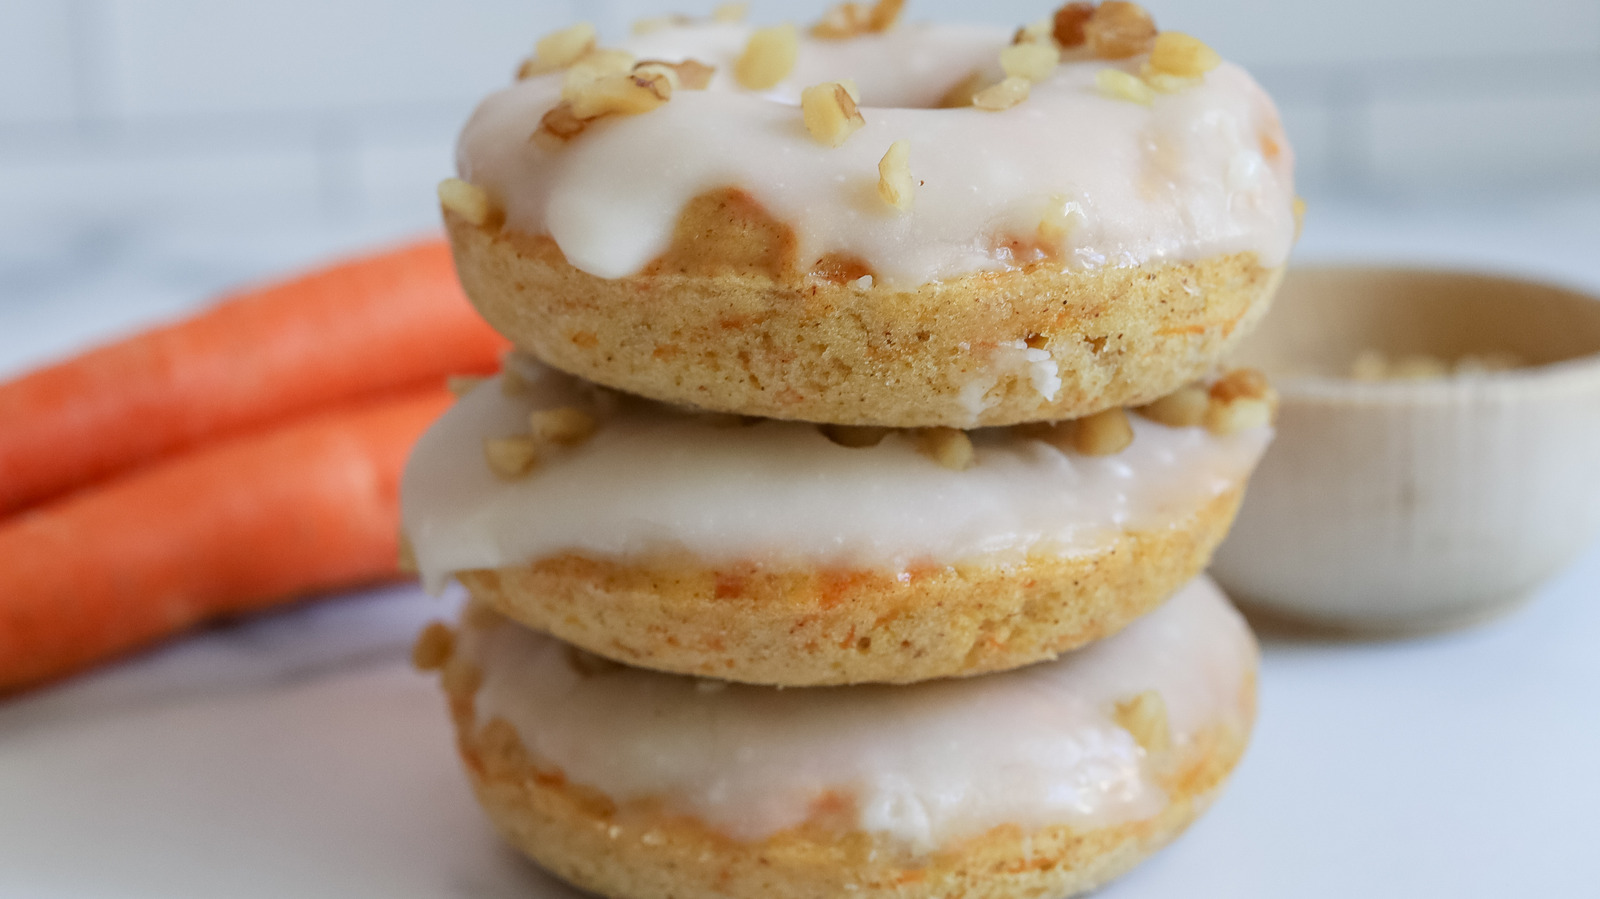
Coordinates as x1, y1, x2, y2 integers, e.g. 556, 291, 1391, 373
0, 388, 453, 693
0, 239, 506, 516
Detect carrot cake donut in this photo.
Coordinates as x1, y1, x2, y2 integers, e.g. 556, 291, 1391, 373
400, 356, 1273, 685
424, 574, 1258, 899
441, 2, 1297, 427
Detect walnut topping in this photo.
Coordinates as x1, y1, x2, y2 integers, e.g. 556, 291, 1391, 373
973, 76, 1031, 111
1052, 2, 1096, 48
813, 0, 904, 39
801, 81, 866, 146
735, 24, 799, 90
712, 2, 749, 23
518, 22, 597, 79
1012, 18, 1057, 47
440, 657, 482, 696
631, 15, 690, 35
484, 435, 539, 478
1204, 368, 1278, 435
877, 139, 915, 211
529, 407, 598, 446
534, 101, 589, 147
637, 58, 715, 90
1071, 407, 1135, 455
1000, 42, 1062, 82
1114, 690, 1172, 753
569, 70, 673, 119
1085, 1, 1157, 59
1095, 68, 1155, 105
1145, 32, 1220, 79
436, 178, 499, 227
1135, 384, 1208, 427
917, 428, 975, 470
562, 49, 637, 98
411, 622, 456, 672
936, 70, 991, 108
820, 424, 893, 448
1038, 194, 1086, 243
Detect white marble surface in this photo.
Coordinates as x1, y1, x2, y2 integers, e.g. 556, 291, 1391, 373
2, 192, 1599, 897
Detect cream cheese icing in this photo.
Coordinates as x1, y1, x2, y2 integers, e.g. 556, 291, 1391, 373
458, 574, 1257, 849
400, 358, 1271, 591
456, 21, 1296, 287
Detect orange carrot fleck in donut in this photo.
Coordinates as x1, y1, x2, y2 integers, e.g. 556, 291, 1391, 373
877, 139, 915, 211
517, 22, 597, 79
1085, 2, 1158, 60
735, 24, 798, 89
801, 82, 865, 146
1000, 42, 1061, 82
973, 76, 1031, 111
1052, 2, 1096, 48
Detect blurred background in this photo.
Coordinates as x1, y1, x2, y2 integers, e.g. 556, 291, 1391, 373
3, 0, 1599, 373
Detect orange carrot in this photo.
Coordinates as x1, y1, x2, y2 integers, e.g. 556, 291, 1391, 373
0, 388, 453, 693
0, 239, 504, 516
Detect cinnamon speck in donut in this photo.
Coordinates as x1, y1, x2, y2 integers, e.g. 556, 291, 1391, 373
437, 178, 499, 228
877, 139, 915, 211
735, 24, 798, 90
484, 436, 540, 478
1052, 2, 1096, 48
1085, 2, 1158, 59
1095, 68, 1155, 105
1001, 42, 1062, 82
917, 428, 976, 470
801, 82, 865, 146
518, 22, 597, 79
973, 76, 1031, 111
1136, 384, 1209, 428
1114, 690, 1173, 753
528, 407, 599, 447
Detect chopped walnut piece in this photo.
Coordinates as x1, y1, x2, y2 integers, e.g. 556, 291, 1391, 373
1052, 2, 1096, 48
1135, 384, 1208, 427
1204, 368, 1278, 435
484, 435, 540, 478
877, 139, 914, 211
562, 48, 638, 98
440, 657, 482, 696
801, 81, 866, 146
1038, 194, 1086, 243
1071, 407, 1135, 456
712, 2, 749, 22
813, 0, 903, 38
637, 58, 715, 90
820, 424, 893, 448
1145, 32, 1220, 79
446, 375, 486, 398
1001, 42, 1062, 82
1142, 71, 1201, 94
1114, 690, 1172, 753
972, 76, 1031, 111
436, 178, 498, 227
631, 15, 690, 35
735, 24, 798, 90
1085, 1, 1157, 59
397, 534, 419, 575
918, 428, 976, 470
937, 70, 991, 108
568, 70, 673, 119
1095, 68, 1154, 105
529, 407, 598, 447
519, 22, 597, 78
1013, 18, 1056, 46
411, 622, 456, 672
534, 101, 588, 147
868, 0, 906, 30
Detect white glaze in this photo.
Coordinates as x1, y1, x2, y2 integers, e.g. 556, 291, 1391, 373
457, 21, 1296, 287
401, 360, 1271, 591
459, 575, 1257, 849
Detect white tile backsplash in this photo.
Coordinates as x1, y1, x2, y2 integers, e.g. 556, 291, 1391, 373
0, 0, 1595, 229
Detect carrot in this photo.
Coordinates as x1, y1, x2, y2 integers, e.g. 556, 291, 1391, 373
0, 239, 505, 516
0, 387, 454, 693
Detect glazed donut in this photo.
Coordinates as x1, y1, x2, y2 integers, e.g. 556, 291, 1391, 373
444, 7, 1296, 428
430, 575, 1258, 899
400, 357, 1272, 685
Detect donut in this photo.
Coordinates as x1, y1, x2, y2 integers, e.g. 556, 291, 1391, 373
424, 575, 1258, 899
443, 4, 1297, 428
400, 357, 1273, 685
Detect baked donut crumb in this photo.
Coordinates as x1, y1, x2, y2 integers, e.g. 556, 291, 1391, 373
1085, 2, 1158, 60
1001, 42, 1061, 82
735, 24, 798, 90
484, 436, 540, 478
518, 22, 597, 79
917, 428, 975, 470
437, 178, 499, 228
877, 139, 915, 211
1114, 690, 1173, 753
801, 82, 866, 146
412, 621, 456, 672
1096, 68, 1155, 105
973, 76, 1031, 111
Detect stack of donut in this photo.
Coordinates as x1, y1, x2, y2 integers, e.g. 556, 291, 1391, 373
404, 2, 1297, 897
